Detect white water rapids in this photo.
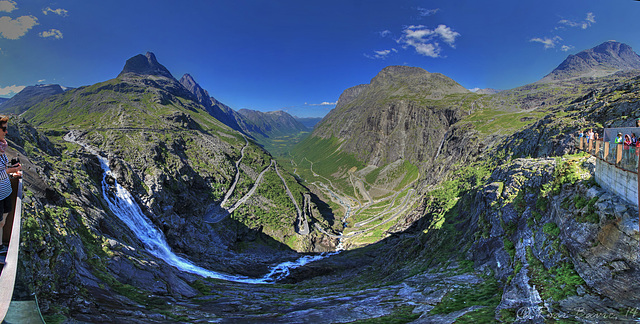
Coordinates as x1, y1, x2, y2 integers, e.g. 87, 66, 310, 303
66, 132, 333, 284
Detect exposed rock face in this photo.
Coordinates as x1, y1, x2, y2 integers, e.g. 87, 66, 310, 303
462, 155, 640, 320
0, 84, 65, 114
542, 41, 640, 81
118, 52, 174, 79
309, 65, 476, 177
178, 73, 210, 105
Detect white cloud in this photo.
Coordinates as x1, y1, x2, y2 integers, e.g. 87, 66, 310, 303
0, 85, 25, 96
42, 7, 68, 16
417, 7, 439, 17
0, 0, 16, 12
39, 29, 63, 39
365, 48, 397, 59
561, 45, 574, 52
412, 42, 440, 57
530, 36, 562, 49
434, 24, 460, 47
0, 15, 38, 39
397, 24, 459, 57
307, 101, 337, 106
557, 12, 595, 30
379, 30, 392, 37
585, 12, 596, 24
558, 19, 579, 28
37, 79, 45, 83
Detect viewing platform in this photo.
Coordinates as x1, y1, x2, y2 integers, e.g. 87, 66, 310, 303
577, 127, 640, 207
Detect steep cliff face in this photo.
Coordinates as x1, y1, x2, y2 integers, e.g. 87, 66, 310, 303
309, 66, 474, 169
468, 155, 639, 320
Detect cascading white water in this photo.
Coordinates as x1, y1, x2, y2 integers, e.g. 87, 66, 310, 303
317, 183, 351, 251
66, 132, 331, 284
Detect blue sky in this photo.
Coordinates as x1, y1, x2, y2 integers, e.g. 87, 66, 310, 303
1, 0, 639, 117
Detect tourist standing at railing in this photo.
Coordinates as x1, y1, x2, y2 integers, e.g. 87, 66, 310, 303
623, 134, 632, 166
0, 115, 21, 253
632, 133, 637, 147
615, 133, 623, 144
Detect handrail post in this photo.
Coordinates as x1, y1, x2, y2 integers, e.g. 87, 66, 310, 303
604, 142, 610, 160
580, 137, 584, 150
617, 144, 623, 165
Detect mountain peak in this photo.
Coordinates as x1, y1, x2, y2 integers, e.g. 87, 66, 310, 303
541, 41, 640, 82
118, 52, 174, 79
367, 65, 469, 98
179, 73, 211, 108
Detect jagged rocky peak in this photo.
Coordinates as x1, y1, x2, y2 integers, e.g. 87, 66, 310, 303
542, 40, 640, 81
118, 52, 174, 79
179, 73, 211, 107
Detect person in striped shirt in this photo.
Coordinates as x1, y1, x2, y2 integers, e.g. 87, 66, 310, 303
0, 115, 21, 251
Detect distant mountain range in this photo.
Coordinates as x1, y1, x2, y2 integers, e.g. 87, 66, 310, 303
178, 73, 310, 139
294, 117, 323, 129
238, 109, 308, 136
0, 84, 66, 114
470, 88, 502, 95
541, 40, 640, 82
1, 52, 311, 145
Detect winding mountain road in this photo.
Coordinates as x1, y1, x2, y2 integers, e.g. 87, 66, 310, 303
220, 134, 249, 208
274, 162, 309, 235
226, 160, 274, 214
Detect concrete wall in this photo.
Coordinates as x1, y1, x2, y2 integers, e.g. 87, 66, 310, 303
595, 159, 638, 206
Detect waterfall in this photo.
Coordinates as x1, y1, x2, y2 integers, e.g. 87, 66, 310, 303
66, 132, 330, 284
435, 130, 448, 160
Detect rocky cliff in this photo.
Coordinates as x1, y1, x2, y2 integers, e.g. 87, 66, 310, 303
304, 66, 475, 180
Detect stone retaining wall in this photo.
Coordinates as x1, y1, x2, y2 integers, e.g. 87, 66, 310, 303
595, 159, 638, 206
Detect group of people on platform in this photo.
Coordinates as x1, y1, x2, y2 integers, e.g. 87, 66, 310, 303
578, 129, 599, 144
578, 125, 640, 169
